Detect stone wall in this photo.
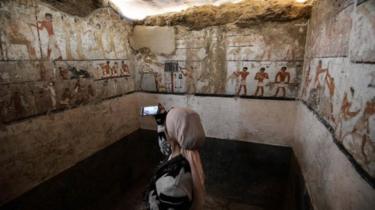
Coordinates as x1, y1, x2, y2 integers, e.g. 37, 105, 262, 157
294, 104, 375, 210
138, 93, 297, 146
296, 0, 375, 208
0, 0, 138, 205
132, 19, 307, 98
298, 0, 375, 180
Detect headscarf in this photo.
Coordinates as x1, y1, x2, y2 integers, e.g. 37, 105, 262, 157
165, 107, 205, 210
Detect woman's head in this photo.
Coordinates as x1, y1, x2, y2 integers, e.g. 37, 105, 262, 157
165, 107, 205, 150
165, 107, 206, 210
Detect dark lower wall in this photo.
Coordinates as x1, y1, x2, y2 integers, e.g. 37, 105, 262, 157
0, 129, 163, 210
1, 129, 311, 210
201, 136, 312, 210
0, 93, 140, 205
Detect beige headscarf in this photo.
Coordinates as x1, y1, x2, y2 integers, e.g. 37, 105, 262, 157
166, 107, 205, 210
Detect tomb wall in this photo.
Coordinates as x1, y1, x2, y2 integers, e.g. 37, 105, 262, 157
0, 0, 138, 205
295, 0, 375, 209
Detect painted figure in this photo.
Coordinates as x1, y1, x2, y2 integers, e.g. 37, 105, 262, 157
181, 66, 196, 94
341, 92, 360, 120
93, 23, 105, 56
254, 67, 269, 96
301, 65, 312, 97
111, 62, 119, 77
121, 60, 130, 76
274, 66, 290, 97
227, 70, 240, 94
44, 81, 56, 110
73, 18, 86, 59
342, 99, 375, 166
233, 67, 249, 96
105, 24, 118, 57
336, 91, 361, 139
314, 60, 327, 89
33, 13, 62, 60
100, 61, 111, 78
2, 12, 37, 59
313, 60, 336, 123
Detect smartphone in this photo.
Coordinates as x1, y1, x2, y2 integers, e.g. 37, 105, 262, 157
141, 105, 159, 116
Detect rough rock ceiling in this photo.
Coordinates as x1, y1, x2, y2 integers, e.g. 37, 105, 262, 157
110, 0, 243, 20
40, 0, 105, 16
39, 0, 312, 29
134, 0, 313, 29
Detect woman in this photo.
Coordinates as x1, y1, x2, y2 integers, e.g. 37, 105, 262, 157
145, 107, 206, 210
154, 103, 171, 157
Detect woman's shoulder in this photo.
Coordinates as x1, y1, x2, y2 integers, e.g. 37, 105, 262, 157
157, 155, 191, 178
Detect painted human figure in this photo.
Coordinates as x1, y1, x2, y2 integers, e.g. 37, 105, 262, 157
181, 66, 196, 94
313, 60, 336, 123
233, 67, 250, 96
336, 92, 361, 139
100, 61, 111, 78
227, 69, 240, 94
254, 67, 269, 96
2, 12, 37, 59
34, 13, 62, 60
325, 70, 336, 123
314, 60, 328, 89
44, 81, 56, 110
301, 65, 312, 97
342, 99, 375, 164
73, 18, 86, 59
274, 66, 290, 97
340, 92, 361, 120
111, 62, 119, 77
121, 60, 130, 76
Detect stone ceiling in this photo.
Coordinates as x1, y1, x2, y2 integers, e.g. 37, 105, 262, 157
110, 0, 244, 20
40, 0, 313, 29
40, 0, 106, 16
134, 0, 313, 29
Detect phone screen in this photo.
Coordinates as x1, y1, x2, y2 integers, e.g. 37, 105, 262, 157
142, 106, 159, 116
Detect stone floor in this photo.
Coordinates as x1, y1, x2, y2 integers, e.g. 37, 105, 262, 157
81, 173, 266, 210
1, 130, 309, 210
76, 171, 265, 210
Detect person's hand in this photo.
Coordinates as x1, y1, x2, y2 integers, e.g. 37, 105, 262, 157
154, 113, 165, 125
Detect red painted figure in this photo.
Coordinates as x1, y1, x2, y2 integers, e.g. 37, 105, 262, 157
34, 13, 62, 60
274, 66, 290, 97
234, 67, 249, 96
100, 61, 111, 77
121, 60, 130, 76
254, 67, 269, 96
